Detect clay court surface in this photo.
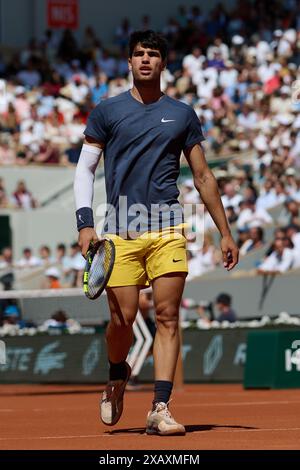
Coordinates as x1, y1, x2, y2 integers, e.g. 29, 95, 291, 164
0, 383, 300, 450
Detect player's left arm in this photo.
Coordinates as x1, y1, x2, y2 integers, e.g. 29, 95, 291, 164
184, 143, 239, 271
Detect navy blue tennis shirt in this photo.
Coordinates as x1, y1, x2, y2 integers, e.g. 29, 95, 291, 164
84, 91, 205, 235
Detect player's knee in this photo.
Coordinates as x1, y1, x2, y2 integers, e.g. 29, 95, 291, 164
156, 303, 179, 331
110, 309, 136, 328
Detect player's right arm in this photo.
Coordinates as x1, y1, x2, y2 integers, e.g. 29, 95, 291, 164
74, 135, 105, 257
184, 143, 239, 271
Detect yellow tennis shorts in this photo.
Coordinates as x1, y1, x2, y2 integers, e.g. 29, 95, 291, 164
106, 227, 188, 287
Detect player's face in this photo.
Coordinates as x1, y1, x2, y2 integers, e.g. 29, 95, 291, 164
129, 44, 165, 82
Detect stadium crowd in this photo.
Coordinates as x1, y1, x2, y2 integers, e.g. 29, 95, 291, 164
0, 242, 86, 289
1, 0, 300, 286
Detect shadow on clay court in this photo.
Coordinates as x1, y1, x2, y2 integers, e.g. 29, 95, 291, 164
107, 424, 257, 435
0, 389, 103, 397
0, 385, 154, 397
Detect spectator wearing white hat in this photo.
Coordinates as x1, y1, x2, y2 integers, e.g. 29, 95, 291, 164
219, 60, 238, 91
42, 267, 62, 289
270, 29, 283, 50
285, 168, 298, 197
13, 86, 31, 120
231, 34, 244, 49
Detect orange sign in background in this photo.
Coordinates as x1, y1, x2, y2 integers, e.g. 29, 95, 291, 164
47, 0, 79, 29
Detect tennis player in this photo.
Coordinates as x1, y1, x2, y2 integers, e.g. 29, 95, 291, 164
74, 30, 239, 436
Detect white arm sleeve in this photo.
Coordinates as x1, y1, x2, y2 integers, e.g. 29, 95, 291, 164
74, 144, 103, 210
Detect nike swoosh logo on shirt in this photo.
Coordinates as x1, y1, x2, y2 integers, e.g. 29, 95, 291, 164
161, 118, 176, 123
173, 259, 182, 263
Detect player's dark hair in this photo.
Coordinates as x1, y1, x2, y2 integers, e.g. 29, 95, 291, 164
129, 30, 168, 60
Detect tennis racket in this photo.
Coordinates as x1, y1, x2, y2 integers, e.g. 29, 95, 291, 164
83, 238, 115, 300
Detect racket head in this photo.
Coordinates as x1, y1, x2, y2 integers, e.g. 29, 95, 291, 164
83, 238, 115, 300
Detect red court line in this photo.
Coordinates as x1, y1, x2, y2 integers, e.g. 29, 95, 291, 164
0, 384, 300, 450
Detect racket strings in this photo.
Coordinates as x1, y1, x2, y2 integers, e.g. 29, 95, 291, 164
86, 241, 114, 298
